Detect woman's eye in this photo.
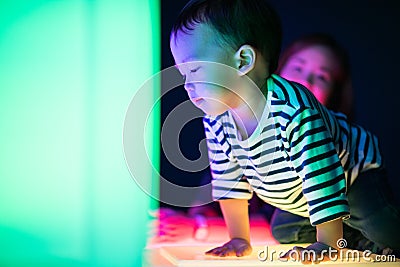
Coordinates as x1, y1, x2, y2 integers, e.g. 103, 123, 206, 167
317, 75, 328, 82
293, 66, 302, 73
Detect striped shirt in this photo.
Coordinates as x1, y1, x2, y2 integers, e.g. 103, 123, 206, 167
203, 74, 382, 226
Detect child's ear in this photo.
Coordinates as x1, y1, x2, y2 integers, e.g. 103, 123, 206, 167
234, 44, 256, 76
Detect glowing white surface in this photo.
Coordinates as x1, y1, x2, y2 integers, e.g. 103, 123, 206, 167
145, 216, 399, 266
158, 245, 399, 266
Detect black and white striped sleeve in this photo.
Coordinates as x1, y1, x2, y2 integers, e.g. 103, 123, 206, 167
203, 117, 252, 201
284, 107, 350, 226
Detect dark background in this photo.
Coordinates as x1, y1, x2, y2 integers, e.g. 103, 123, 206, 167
160, 0, 400, 207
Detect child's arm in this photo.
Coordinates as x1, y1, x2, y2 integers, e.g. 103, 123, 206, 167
205, 198, 252, 257
220, 198, 251, 241
316, 217, 343, 248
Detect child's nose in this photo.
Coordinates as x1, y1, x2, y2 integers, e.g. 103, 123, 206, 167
305, 73, 315, 86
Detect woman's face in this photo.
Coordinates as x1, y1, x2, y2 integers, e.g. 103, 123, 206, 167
279, 45, 340, 105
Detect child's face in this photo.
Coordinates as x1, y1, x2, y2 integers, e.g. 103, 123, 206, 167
170, 23, 243, 116
279, 45, 340, 105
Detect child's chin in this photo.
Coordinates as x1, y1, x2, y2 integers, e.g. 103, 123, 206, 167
193, 102, 228, 116
203, 109, 227, 117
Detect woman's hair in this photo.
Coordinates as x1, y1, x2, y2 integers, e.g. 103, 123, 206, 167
276, 33, 353, 118
171, 0, 282, 74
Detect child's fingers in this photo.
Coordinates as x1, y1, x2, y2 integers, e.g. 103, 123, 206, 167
205, 246, 228, 256
219, 248, 236, 257
235, 245, 252, 257
279, 246, 305, 260
322, 253, 334, 263
210, 247, 234, 257
206, 239, 252, 257
205, 246, 221, 255
205, 244, 240, 257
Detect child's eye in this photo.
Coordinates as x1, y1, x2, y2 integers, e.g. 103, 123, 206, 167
190, 67, 200, 73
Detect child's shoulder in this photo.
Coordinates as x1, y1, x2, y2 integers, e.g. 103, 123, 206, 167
269, 74, 320, 111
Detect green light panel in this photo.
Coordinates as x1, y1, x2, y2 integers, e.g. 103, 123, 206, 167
0, 0, 160, 266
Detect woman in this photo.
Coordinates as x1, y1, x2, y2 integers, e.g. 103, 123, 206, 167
277, 33, 353, 119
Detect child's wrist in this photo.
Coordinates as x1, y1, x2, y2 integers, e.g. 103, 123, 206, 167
231, 237, 251, 245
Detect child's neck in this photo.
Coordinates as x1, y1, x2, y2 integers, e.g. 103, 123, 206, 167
231, 81, 267, 140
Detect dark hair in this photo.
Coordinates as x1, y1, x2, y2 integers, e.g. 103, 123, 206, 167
276, 33, 353, 118
171, 0, 282, 74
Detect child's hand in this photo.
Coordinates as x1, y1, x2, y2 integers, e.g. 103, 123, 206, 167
205, 238, 252, 257
280, 242, 336, 264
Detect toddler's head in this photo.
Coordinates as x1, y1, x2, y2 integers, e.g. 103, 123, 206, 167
169, 0, 282, 116
171, 0, 282, 75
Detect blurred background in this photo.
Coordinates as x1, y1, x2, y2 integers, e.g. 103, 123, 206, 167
0, 0, 399, 267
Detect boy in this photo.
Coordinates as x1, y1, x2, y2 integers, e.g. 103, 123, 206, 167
170, 0, 400, 263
